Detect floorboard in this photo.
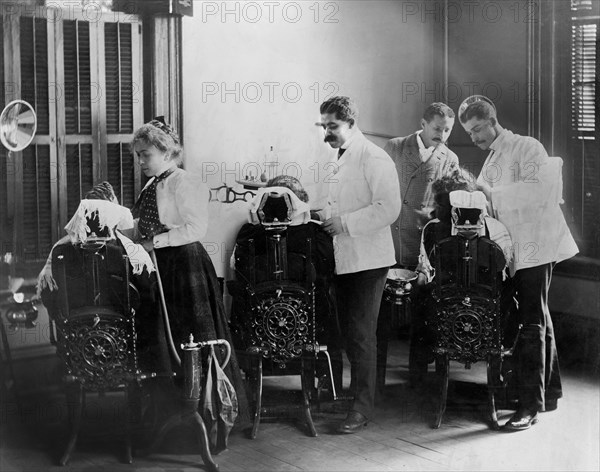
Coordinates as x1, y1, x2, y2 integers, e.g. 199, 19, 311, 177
1, 339, 598, 472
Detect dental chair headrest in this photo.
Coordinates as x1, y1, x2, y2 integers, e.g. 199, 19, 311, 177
258, 192, 293, 227
248, 186, 311, 227
449, 190, 488, 236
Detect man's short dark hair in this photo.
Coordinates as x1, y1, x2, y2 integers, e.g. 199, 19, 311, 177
423, 102, 455, 122
459, 100, 497, 124
319, 96, 359, 126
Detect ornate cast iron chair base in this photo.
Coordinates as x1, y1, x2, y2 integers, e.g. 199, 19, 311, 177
231, 191, 337, 438
429, 228, 513, 430
44, 240, 165, 466
245, 346, 325, 439
240, 285, 334, 439
59, 375, 144, 466
432, 295, 505, 430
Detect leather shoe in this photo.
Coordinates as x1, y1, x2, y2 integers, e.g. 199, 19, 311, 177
504, 407, 538, 431
336, 411, 368, 434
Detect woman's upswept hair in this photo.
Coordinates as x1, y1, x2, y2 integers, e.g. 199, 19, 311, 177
130, 119, 183, 164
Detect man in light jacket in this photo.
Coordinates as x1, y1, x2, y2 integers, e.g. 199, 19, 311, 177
315, 96, 401, 433
459, 95, 578, 431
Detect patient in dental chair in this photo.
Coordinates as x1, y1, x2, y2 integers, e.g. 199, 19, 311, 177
37, 181, 159, 368
229, 175, 343, 392
37, 182, 144, 293
409, 168, 514, 386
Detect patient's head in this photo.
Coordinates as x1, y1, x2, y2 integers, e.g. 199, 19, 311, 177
431, 168, 477, 222
85, 181, 118, 203
267, 175, 309, 203
84, 182, 118, 237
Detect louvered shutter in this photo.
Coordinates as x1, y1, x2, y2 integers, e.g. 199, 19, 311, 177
62, 19, 95, 219
569, 0, 599, 256
104, 21, 141, 209
58, 13, 142, 224
571, 22, 597, 140
1, 7, 142, 270
19, 17, 53, 261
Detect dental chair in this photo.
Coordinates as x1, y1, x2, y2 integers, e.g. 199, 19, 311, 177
427, 191, 515, 429
44, 232, 145, 465
42, 209, 221, 471
228, 189, 338, 438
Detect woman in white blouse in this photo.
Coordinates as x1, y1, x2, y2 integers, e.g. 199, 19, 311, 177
130, 118, 249, 433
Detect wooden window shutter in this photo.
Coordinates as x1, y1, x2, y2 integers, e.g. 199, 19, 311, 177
104, 20, 141, 208
1, 7, 143, 270
19, 16, 53, 261
63, 20, 92, 135
569, 0, 600, 256
62, 20, 95, 218
571, 21, 597, 140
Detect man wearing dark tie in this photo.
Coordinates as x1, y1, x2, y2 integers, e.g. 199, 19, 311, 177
383, 102, 459, 387
314, 96, 400, 433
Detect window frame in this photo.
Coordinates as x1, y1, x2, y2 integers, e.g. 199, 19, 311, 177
1, 4, 144, 272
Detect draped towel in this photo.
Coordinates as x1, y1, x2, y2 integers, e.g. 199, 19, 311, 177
37, 200, 154, 295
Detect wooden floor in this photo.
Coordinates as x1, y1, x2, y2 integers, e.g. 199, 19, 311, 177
1, 339, 599, 472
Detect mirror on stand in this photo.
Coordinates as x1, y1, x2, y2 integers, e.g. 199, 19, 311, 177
1, 100, 37, 152
0, 99, 38, 320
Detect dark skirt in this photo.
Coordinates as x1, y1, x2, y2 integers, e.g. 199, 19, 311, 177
135, 241, 250, 428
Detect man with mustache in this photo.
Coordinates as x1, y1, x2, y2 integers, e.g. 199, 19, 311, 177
385, 102, 459, 269
459, 95, 578, 431
314, 96, 400, 434
383, 102, 459, 388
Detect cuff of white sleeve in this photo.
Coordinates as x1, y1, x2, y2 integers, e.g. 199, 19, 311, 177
153, 233, 169, 249
340, 214, 349, 234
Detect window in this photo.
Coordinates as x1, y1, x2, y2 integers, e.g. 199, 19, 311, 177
569, 0, 599, 257
571, 3, 598, 140
0, 4, 143, 268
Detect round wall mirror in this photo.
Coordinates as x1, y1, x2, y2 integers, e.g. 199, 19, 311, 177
0, 100, 37, 152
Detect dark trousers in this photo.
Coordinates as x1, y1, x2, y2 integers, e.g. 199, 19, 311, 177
335, 267, 388, 419
408, 291, 433, 385
509, 263, 562, 412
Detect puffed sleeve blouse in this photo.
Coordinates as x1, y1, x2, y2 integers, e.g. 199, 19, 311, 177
150, 167, 210, 248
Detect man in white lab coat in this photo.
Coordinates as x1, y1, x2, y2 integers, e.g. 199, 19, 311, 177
459, 96, 578, 431
315, 96, 401, 433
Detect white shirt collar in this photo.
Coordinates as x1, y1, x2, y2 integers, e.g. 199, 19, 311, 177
489, 129, 512, 152
339, 127, 362, 151
416, 131, 435, 162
